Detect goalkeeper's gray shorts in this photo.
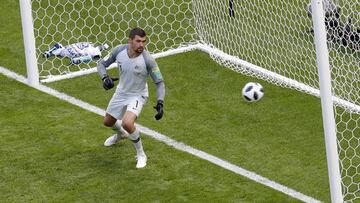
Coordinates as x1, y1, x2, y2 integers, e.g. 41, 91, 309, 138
106, 94, 148, 119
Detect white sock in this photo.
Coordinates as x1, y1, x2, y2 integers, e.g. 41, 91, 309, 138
111, 120, 126, 136
129, 129, 145, 156
52, 48, 64, 56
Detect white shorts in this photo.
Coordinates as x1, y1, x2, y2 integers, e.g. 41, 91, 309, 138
106, 94, 148, 120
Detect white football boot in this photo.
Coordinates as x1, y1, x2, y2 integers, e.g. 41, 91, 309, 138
136, 154, 147, 169
104, 131, 128, 147
43, 42, 63, 58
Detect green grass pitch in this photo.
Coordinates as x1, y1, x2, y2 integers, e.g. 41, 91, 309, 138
0, 0, 334, 202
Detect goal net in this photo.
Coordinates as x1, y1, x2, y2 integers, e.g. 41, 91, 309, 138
329, 1, 360, 201
31, 0, 198, 82
26, 0, 359, 201
194, 0, 359, 201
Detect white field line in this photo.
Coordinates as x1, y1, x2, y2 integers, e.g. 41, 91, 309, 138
0, 66, 322, 203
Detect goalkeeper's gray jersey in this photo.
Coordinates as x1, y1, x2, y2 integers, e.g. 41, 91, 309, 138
97, 45, 163, 97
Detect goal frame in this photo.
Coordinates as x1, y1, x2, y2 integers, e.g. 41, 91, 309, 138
20, 0, 348, 201
20, 0, 39, 87
311, 0, 342, 202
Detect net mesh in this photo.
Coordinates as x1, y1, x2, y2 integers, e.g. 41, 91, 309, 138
195, 1, 359, 201
32, 0, 197, 78
330, 0, 360, 201
30, 0, 359, 201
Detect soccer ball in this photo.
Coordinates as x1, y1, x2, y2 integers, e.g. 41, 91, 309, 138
242, 82, 264, 102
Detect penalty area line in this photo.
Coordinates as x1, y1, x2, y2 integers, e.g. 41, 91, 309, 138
0, 66, 321, 203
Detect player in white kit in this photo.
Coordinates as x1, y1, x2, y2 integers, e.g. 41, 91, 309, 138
97, 27, 165, 168
43, 42, 109, 64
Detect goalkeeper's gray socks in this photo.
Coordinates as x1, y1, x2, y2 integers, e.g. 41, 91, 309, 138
129, 129, 145, 156
111, 120, 128, 138
130, 129, 147, 168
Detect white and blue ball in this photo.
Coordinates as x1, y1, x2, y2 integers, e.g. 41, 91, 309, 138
242, 82, 264, 102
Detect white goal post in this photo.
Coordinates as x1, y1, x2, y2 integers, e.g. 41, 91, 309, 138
20, 0, 359, 202
311, 0, 342, 202
20, 0, 39, 87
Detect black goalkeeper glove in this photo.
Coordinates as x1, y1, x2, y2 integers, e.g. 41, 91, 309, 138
153, 100, 164, 120
102, 76, 118, 90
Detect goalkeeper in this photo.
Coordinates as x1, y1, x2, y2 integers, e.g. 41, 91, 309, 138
97, 27, 165, 169
43, 42, 109, 64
